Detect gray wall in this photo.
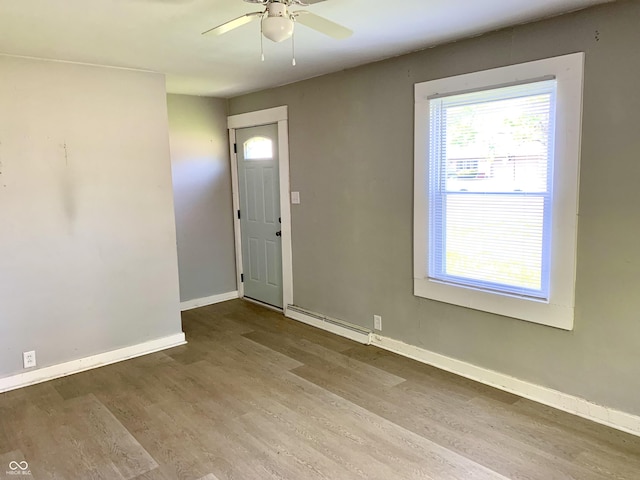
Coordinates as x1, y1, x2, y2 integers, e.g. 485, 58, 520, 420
0, 56, 183, 378
167, 94, 237, 303
229, 0, 640, 416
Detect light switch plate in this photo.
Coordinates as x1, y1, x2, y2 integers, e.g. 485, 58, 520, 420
291, 191, 300, 204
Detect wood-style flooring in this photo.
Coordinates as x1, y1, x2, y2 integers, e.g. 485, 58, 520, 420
1, 299, 639, 479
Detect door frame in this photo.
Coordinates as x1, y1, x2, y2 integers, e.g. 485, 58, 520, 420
227, 106, 293, 311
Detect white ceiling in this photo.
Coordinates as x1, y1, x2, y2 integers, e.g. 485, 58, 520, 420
0, 0, 610, 98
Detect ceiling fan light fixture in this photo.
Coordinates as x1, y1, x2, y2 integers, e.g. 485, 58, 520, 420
262, 15, 294, 42
203, 0, 353, 56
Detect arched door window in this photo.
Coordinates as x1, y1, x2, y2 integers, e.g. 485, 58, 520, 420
243, 136, 273, 160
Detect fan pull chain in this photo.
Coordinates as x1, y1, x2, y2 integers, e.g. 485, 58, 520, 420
260, 21, 265, 62
291, 31, 296, 66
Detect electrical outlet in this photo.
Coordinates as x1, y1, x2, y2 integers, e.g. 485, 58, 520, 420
373, 315, 382, 331
23, 350, 36, 369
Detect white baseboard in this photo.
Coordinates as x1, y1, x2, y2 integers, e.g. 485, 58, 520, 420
180, 291, 239, 311
285, 306, 372, 345
0, 333, 186, 394
371, 334, 640, 437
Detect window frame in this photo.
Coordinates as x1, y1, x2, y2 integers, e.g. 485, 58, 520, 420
429, 79, 556, 300
413, 53, 584, 330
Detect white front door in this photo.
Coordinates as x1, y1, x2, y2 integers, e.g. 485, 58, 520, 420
236, 124, 283, 308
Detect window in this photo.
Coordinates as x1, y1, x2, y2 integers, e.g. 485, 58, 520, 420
244, 136, 273, 159
413, 54, 584, 330
430, 80, 555, 299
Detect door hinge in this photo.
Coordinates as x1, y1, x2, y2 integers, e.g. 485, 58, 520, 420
241, 273, 244, 282
237, 210, 241, 219
233, 143, 237, 154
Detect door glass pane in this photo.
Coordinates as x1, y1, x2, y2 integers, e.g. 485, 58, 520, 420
244, 137, 273, 160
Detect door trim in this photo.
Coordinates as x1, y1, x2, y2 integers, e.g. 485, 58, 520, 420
227, 106, 293, 310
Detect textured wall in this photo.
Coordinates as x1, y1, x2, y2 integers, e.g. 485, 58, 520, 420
167, 94, 236, 303
229, 0, 640, 415
0, 56, 182, 378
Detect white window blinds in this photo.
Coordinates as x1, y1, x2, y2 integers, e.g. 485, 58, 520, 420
428, 80, 556, 300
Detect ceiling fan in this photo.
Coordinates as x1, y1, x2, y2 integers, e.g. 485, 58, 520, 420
202, 0, 353, 50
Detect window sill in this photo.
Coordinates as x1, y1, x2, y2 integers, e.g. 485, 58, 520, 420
414, 277, 574, 330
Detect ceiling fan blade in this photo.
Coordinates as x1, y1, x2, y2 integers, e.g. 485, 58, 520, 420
202, 12, 262, 36
244, 0, 327, 3
294, 11, 352, 40
292, 0, 328, 5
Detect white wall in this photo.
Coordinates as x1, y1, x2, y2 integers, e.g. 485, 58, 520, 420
0, 55, 183, 378
167, 94, 237, 304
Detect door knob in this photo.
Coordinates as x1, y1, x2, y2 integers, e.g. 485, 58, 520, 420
276, 231, 282, 237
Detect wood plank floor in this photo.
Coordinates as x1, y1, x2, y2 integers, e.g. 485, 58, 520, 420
1, 299, 639, 479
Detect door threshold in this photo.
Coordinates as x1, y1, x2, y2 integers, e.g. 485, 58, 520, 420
242, 297, 283, 313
